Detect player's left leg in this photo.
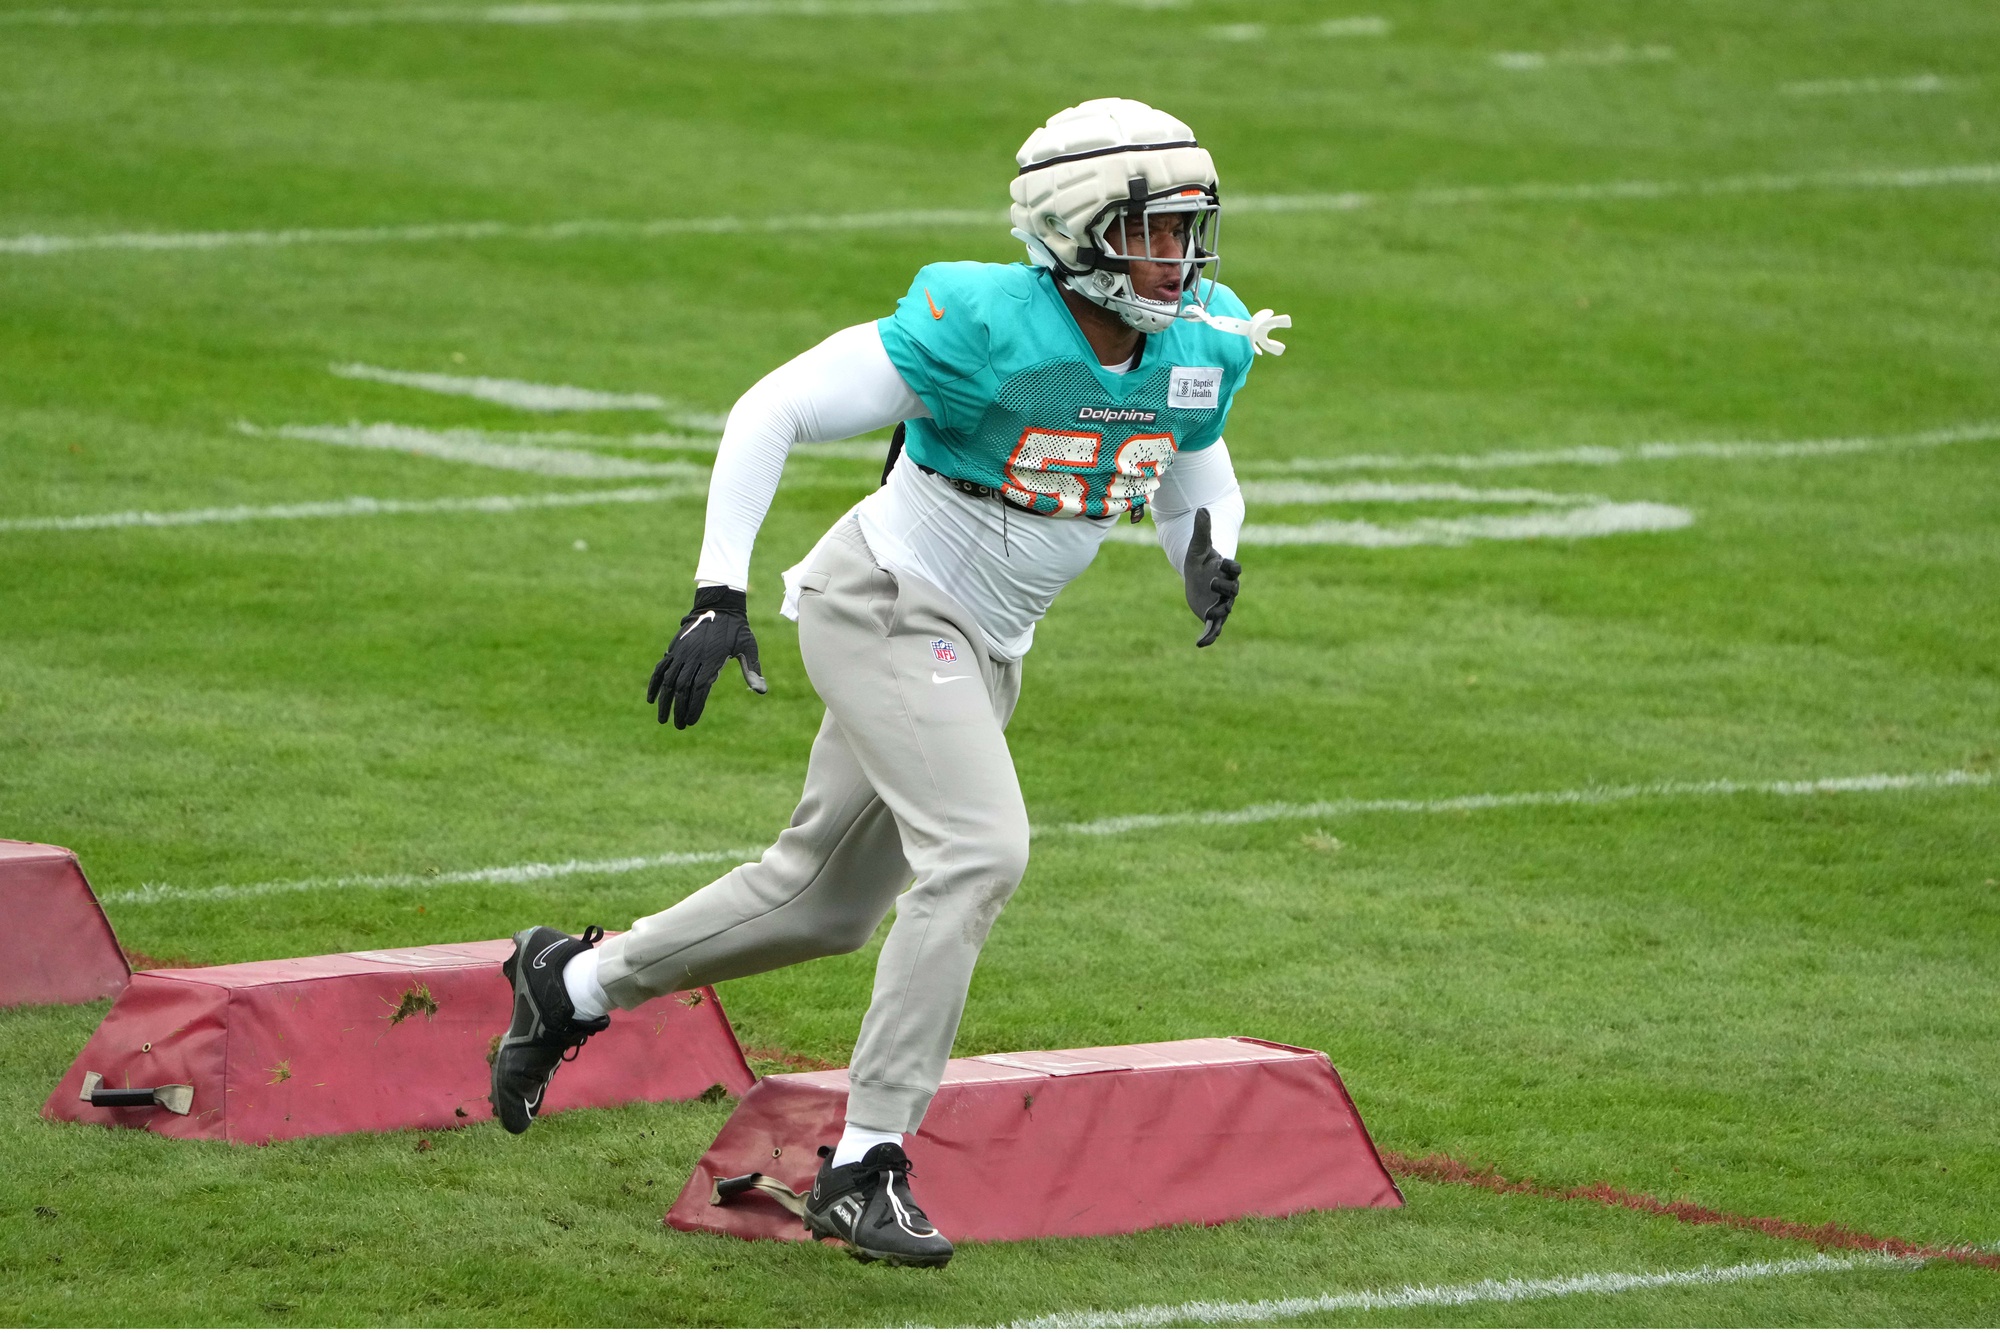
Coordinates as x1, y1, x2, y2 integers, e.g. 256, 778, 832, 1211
788, 523, 1030, 1265
595, 711, 913, 998
795, 555, 1029, 1142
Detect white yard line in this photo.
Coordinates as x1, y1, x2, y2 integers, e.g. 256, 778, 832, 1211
98, 768, 1993, 904
394, 426, 716, 450
0, 207, 1004, 257
1235, 502, 1693, 547
330, 361, 726, 429
1212, 17, 1389, 41
8, 163, 1998, 257
108, 849, 761, 906
0, 0, 964, 26
1105, 500, 1693, 548
262, 423, 882, 459
1239, 421, 2000, 475
243, 421, 709, 479
1042, 768, 1993, 837
1238, 480, 1605, 505
1317, 15, 1389, 36
0, 439, 862, 533
1008, 1253, 1906, 1329
10, 419, 1988, 537
331, 361, 667, 412
1231, 161, 2000, 215
1492, 44, 1674, 71
1782, 74, 1958, 97
0, 485, 702, 533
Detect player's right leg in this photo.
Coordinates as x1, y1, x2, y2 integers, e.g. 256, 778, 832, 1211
489, 713, 911, 1133
489, 925, 611, 1134
595, 712, 912, 999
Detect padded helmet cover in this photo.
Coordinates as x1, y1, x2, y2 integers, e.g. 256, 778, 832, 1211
1009, 98, 1220, 333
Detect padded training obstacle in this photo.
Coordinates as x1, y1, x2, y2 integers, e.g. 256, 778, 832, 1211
0, 841, 130, 1008
668, 1037, 1401, 1243
44, 938, 754, 1143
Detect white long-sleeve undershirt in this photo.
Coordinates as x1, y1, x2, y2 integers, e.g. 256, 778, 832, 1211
1151, 438, 1244, 570
694, 323, 925, 589
693, 320, 1244, 656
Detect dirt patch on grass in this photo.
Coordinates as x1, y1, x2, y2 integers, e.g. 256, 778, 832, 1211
741, 1046, 839, 1077
1383, 1149, 2000, 1270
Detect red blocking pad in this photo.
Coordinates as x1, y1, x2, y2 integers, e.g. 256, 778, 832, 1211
0, 841, 130, 1008
667, 1037, 1402, 1243
43, 938, 755, 1143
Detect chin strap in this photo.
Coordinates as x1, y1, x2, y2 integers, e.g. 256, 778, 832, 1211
1011, 227, 1069, 275
1182, 304, 1292, 355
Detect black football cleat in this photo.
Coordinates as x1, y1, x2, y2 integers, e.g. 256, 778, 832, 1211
802, 1143, 954, 1267
489, 925, 610, 1134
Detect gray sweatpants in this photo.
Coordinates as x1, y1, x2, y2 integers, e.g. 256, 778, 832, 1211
596, 515, 1028, 1132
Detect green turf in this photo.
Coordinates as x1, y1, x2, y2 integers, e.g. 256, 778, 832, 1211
3, 0, 1999, 1323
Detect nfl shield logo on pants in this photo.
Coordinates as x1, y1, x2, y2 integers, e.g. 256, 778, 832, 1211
931, 639, 958, 664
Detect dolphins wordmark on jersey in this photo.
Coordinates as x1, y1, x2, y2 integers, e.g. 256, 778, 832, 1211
878, 262, 1257, 520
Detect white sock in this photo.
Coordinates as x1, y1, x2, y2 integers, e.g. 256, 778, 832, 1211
830, 1123, 902, 1168
562, 947, 610, 1022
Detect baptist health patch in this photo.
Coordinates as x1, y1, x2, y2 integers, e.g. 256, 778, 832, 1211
1168, 366, 1224, 410
931, 639, 959, 663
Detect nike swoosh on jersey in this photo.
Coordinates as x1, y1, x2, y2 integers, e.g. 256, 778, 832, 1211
932, 672, 972, 685
924, 287, 945, 320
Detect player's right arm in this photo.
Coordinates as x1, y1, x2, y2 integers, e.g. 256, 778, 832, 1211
649, 323, 928, 729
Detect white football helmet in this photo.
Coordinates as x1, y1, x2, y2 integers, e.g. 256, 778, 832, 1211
1009, 98, 1222, 335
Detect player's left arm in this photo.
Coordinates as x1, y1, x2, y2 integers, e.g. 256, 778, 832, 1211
1152, 439, 1245, 647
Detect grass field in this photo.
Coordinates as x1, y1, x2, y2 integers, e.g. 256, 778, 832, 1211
3, 0, 1999, 1323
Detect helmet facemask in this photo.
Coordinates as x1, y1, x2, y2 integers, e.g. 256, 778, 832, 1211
1064, 177, 1222, 334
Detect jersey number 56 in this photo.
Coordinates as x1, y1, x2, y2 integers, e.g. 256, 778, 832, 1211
1003, 429, 1177, 518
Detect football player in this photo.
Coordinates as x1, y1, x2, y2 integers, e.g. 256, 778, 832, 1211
491, 98, 1288, 1267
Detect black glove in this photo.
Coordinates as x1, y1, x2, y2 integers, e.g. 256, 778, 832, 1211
647, 586, 767, 730
1182, 507, 1242, 648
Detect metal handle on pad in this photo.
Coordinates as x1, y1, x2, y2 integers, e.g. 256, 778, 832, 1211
711, 1171, 808, 1218
79, 1071, 194, 1115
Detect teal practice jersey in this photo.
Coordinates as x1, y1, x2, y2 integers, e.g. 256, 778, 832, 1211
877, 262, 1257, 520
